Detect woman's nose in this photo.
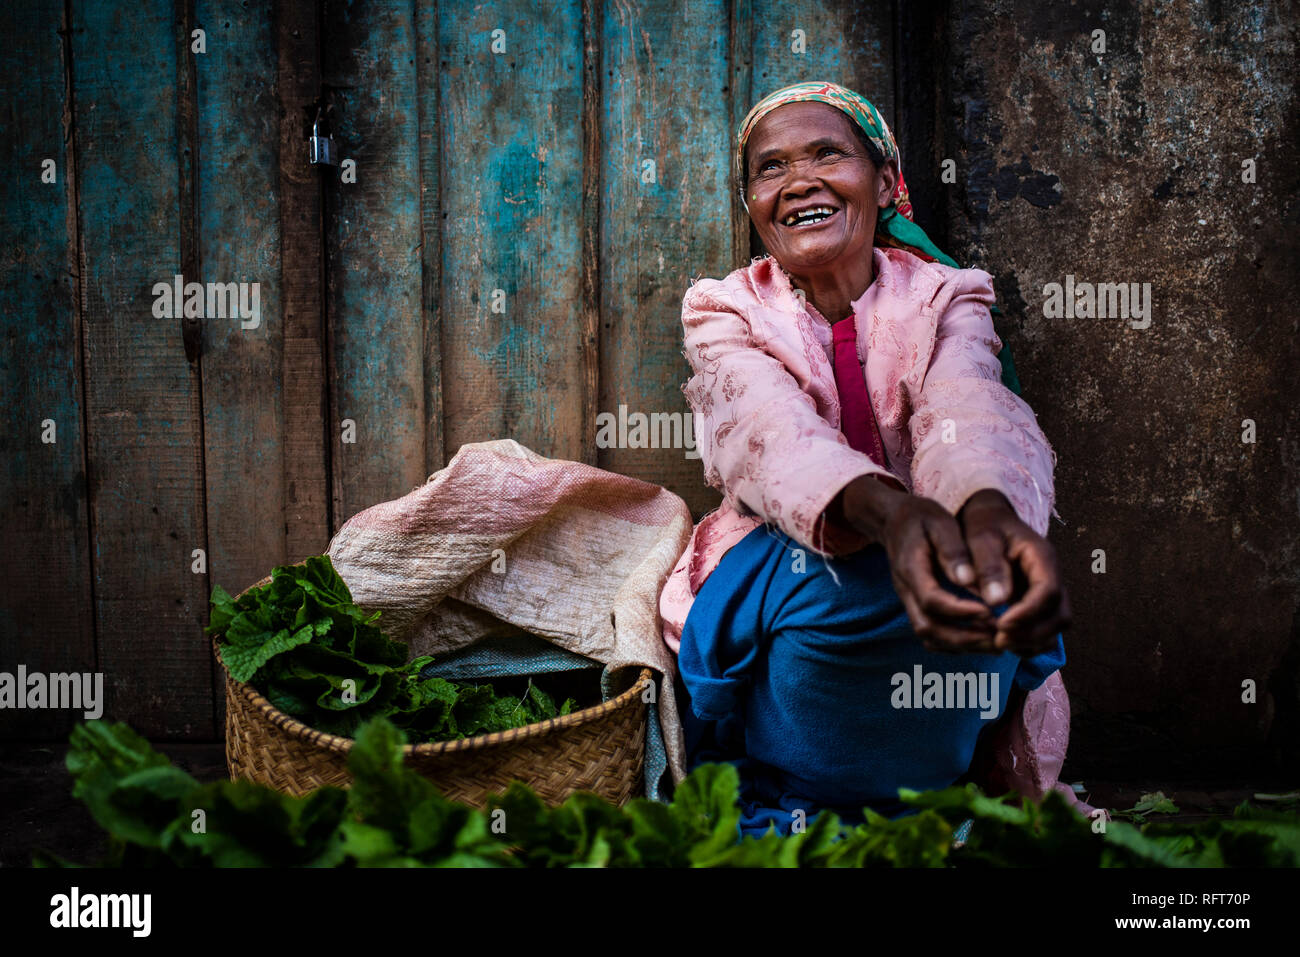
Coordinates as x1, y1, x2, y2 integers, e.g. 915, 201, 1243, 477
779, 160, 827, 194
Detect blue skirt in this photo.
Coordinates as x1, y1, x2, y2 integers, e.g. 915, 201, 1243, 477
676, 523, 1065, 837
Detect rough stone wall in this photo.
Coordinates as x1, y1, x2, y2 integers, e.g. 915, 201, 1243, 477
936, 0, 1299, 777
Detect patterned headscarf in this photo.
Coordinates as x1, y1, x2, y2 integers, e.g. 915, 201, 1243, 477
736, 80, 1022, 393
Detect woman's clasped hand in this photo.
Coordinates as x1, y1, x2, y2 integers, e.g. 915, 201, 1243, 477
835, 476, 1071, 657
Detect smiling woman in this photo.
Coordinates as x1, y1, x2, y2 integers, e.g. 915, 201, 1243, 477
659, 81, 1089, 836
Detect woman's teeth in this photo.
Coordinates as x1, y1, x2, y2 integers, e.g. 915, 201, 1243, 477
783, 206, 836, 227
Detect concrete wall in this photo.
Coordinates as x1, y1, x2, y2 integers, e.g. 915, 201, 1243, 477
932, 0, 1299, 777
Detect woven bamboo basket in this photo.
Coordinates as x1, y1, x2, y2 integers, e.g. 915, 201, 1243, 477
217, 573, 651, 807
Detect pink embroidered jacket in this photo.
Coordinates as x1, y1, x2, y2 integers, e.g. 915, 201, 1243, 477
659, 245, 1092, 813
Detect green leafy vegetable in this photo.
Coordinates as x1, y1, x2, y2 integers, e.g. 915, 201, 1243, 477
1113, 790, 1181, 825
65, 721, 200, 855
207, 556, 578, 742
339, 718, 511, 867
43, 718, 1300, 869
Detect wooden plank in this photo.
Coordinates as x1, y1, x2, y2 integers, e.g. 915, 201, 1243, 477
748, 0, 896, 123
196, 0, 288, 598
579, 0, 601, 466
322, 0, 427, 524
0, 0, 95, 739
437, 1, 587, 462
729, 0, 756, 267
71, 1, 212, 738
195, 0, 288, 733
415, 0, 446, 476
275, 0, 333, 560
597, 0, 734, 517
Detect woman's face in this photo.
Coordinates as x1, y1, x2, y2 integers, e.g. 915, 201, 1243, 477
744, 102, 898, 274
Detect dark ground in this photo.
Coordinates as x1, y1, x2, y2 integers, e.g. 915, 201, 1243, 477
2, 739, 1290, 867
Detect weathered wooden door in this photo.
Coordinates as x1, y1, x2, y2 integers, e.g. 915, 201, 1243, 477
2, 0, 910, 740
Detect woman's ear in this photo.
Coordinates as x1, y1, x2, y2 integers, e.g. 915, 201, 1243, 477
878, 159, 899, 207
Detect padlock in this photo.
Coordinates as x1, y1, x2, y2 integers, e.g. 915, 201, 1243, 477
308, 112, 338, 166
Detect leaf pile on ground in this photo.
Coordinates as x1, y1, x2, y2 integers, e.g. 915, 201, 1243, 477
38, 718, 1300, 868
206, 555, 575, 742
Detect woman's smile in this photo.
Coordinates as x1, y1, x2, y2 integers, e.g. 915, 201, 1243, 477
780, 205, 841, 230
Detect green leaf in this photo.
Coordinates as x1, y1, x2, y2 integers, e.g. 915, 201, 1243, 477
1113, 790, 1181, 824
344, 717, 512, 866
66, 722, 200, 850
624, 799, 690, 866
169, 779, 348, 867
526, 682, 557, 716
219, 622, 317, 683
340, 820, 403, 865
205, 584, 239, 635
664, 764, 744, 866
1133, 791, 1180, 815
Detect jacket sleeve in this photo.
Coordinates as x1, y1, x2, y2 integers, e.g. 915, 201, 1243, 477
907, 268, 1059, 537
680, 277, 902, 556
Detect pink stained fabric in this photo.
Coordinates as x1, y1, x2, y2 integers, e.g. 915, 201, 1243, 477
660, 245, 1098, 817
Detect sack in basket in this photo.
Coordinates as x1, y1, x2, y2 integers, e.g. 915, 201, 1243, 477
326, 438, 695, 794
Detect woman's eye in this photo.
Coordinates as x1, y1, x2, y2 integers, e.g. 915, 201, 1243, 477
755, 149, 836, 176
